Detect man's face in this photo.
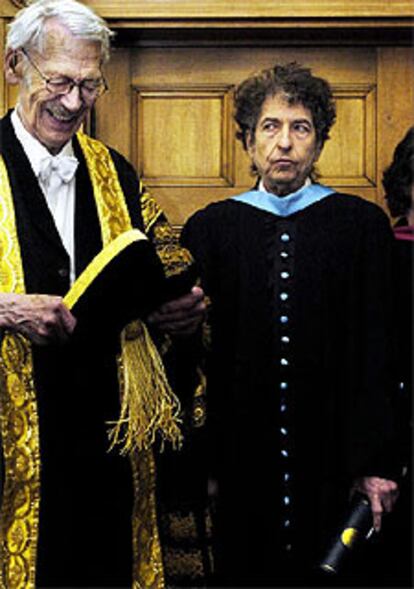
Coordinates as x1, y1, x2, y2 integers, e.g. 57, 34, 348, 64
247, 93, 321, 196
16, 21, 103, 154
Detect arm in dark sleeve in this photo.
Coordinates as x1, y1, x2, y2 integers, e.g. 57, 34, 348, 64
344, 205, 401, 482
110, 147, 196, 292
181, 209, 216, 297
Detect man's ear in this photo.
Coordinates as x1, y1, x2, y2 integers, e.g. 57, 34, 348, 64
4, 49, 22, 85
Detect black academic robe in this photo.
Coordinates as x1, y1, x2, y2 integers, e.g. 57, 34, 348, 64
181, 192, 398, 587
0, 111, 165, 587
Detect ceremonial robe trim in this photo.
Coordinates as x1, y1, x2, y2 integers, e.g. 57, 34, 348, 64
140, 189, 194, 279
0, 156, 41, 589
232, 183, 334, 217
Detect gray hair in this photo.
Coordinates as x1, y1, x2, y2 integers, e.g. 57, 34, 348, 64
6, 0, 114, 63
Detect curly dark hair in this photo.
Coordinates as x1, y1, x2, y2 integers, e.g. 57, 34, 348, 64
234, 62, 336, 151
382, 127, 414, 218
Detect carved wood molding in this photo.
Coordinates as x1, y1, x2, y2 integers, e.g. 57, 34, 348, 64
1, 0, 412, 28
86, 0, 414, 20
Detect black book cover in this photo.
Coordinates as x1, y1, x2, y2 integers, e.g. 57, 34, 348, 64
64, 229, 196, 339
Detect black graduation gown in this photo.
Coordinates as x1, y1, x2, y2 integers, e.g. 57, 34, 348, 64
0, 112, 165, 587
181, 193, 398, 587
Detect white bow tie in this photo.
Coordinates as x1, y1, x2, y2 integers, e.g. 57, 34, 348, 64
38, 154, 79, 186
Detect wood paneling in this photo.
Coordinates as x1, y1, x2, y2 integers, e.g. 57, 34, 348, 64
1, 0, 414, 19
0, 0, 412, 225
96, 45, 407, 224
133, 85, 234, 187
319, 84, 376, 187
93, 48, 131, 158
85, 0, 414, 20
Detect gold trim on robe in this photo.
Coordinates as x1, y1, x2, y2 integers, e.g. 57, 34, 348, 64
0, 132, 175, 588
140, 188, 194, 279
0, 156, 41, 589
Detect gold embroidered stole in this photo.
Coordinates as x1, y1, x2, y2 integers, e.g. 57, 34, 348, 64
0, 157, 41, 589
0, 134, 167, 588
140, 187, 194, 278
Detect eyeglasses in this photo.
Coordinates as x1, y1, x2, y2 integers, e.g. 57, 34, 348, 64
20, 48, 108, 100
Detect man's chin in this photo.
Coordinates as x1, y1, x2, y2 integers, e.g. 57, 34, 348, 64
265, 173, 308, 196
39, 132, 74, 153
40, 123, 83, 152
265, 177, 296, 196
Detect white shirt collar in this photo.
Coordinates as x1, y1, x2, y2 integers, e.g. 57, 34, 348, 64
11, 108, 75, 177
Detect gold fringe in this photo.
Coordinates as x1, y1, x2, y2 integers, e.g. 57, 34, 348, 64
108, 320, 183, 454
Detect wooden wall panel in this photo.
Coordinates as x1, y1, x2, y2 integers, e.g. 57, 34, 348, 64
96, 45, 390, 224
133, 86, 234, 187
94, 48, 131, 158
0, 0, 412, 226
319, 84, 376, 187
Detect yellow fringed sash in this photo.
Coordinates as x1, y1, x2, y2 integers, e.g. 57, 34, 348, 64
76, 132, 171, 588
111, 321, 183, 453
63, 228, 183, 453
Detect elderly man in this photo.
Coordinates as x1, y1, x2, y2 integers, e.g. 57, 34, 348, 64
0, 0, 204, 587
179, 63, 401, 587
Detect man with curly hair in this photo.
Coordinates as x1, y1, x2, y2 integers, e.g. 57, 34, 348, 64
179, 63, 400, 586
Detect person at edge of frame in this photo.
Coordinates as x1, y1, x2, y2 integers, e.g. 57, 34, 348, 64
364, 126, 414, 588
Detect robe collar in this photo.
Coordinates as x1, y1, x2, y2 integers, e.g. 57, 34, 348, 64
232, 181, 334, 217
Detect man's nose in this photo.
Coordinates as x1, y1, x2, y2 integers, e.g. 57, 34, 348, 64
60, 85, 83, 111
277, 126, 292, 150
